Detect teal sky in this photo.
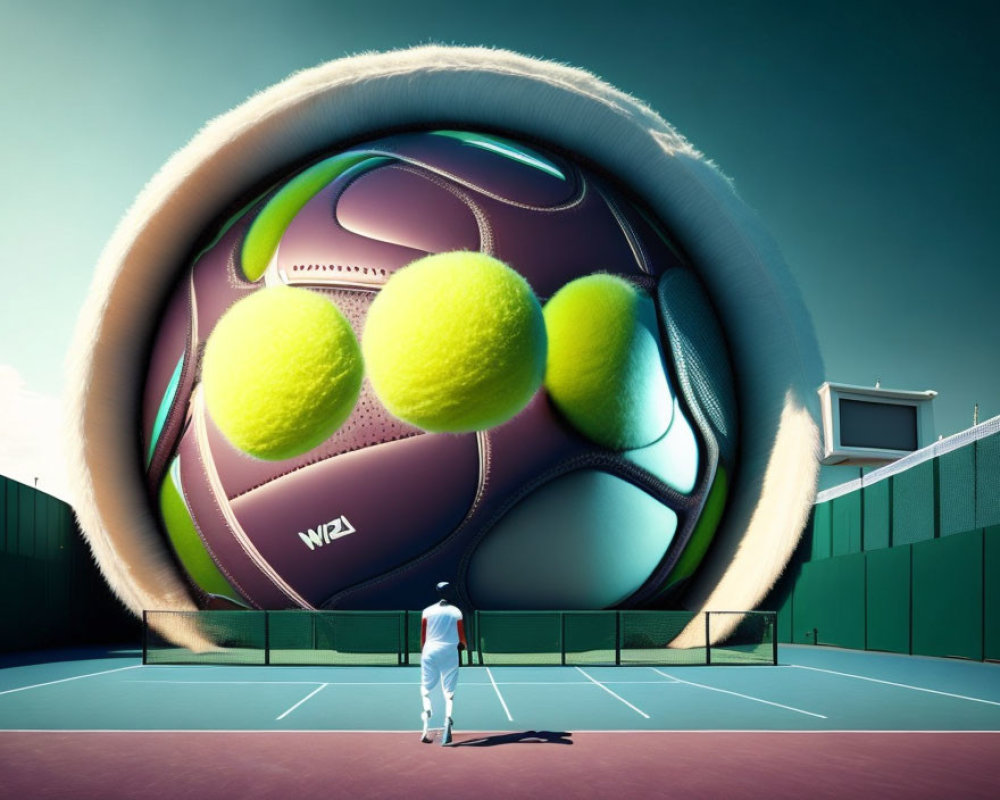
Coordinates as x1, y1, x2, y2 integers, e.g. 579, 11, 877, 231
1, 0, 997, 492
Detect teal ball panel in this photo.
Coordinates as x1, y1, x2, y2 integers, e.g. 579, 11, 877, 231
468, 471, 677, 609
624, 404, 700, 495
657, 269, 738, 465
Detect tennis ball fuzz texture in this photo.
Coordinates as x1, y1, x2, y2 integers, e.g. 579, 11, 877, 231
543, 274, 672, 450
363, 251, 547, 432
202, 286, 363, 460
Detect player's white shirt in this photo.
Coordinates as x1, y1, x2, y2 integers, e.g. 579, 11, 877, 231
422, 602, 462, 649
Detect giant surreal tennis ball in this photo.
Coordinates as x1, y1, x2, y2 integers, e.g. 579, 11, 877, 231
69, 48, 822, 631
143, 128, 726, 612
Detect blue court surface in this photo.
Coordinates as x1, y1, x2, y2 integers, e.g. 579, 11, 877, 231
2, 644, 998, 733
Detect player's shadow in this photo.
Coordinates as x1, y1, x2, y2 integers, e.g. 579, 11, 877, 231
452, 731, 573, 747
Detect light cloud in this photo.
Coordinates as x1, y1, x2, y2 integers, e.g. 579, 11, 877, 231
0, 365, 70, 503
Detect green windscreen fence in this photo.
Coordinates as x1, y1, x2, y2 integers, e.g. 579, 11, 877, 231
791, 553, 866, 649
977, 433, 1000, 528
892, 461, 936, 545
865, 545, 911, 654
811, 502, 832, 560
1, 475, 140, 652
144, 610, 778, 666
775, 585, 794, 644
911, 529, 983, 660
831, 492, 862, 556
986, 526, 1000, 661
781, 531, 994, 660
788, 422, 1000, 661
862, 479, 890, 551
17, 481, 35, 557
938, 447, 976, 537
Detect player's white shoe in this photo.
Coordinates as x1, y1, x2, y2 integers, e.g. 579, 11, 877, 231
441, 717, 453, 746
420, 711, 432, 743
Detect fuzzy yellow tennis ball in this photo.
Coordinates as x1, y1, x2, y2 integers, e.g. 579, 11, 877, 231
543, 273, 673, 450
202, 286, 363, 460
363, 251, 546, 432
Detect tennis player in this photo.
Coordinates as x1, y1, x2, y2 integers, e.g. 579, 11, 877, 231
420, 581, 467, 745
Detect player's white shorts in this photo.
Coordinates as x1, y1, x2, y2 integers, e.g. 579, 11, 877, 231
421, 644, 459, 693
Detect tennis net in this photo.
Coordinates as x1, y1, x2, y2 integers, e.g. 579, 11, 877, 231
143, 609, 777, 666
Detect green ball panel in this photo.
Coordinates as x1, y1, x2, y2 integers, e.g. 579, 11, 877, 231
159, 458, 246, 606
656, 464, 729, 598
468, 470, 677, 609
241, 153, 388, 282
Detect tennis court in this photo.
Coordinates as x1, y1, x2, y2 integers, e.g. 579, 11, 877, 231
2, 643, 998, 798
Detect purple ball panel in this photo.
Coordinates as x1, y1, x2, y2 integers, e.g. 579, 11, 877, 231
364, 131, 577, 208
336, 164, 482, 255
231, 432, 480, 606
475, 177, 646, 298
175, 427, 290, 608
276, 179, 426, 287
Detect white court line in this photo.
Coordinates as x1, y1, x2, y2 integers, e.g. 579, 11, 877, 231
128, 680, 499, 687
651, 668, 827, 719
485, 668, 513, 722
791, 665, 1000, 707
4, 728, 1000, 734
575, 668, 650, 719
276, 684, 327, 720
0, 665, 142, 696
128, 680, 336, 686
129, 680, 688, 688
500, 681, 675, 686
130, 679, 674, 687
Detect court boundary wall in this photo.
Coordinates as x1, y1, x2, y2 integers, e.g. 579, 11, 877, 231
771, 418, 1000, 661
0, 475, 140, 652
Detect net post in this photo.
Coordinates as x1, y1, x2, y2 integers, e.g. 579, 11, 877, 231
615, 611, 621, 666
560, 612, 566, 666
403, 610, 409, 666
475, 610, 482, 665
396, 611, 406, 665
264, 611, 270, 666
771, 611, 778, 665
465, 609, 473, 666
705, 612, 712, 666
142, 610, 148, 665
